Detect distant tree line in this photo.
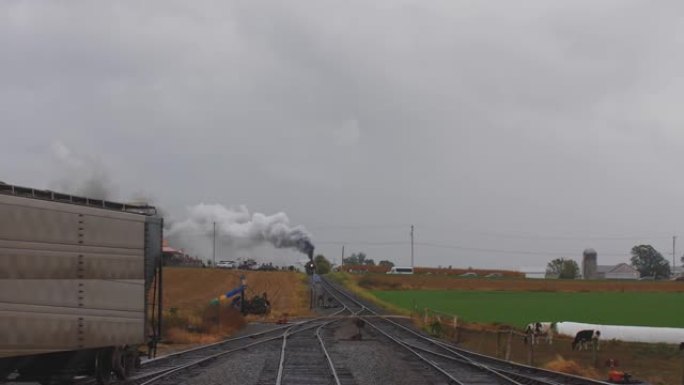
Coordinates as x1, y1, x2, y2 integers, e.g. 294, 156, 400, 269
341, 252, 395, 269
343, 252, 375, 266
314, 254, 331, 274
546, 258, 580, 279
631, 245, 670, 279
545, 243, 673, 280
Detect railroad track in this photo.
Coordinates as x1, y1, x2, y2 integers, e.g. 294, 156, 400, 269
131, 318, 341, 385
321, 277, 613, 385
256, 286, 360, 385
120, 283, 358, 385
69, 324, 296, 385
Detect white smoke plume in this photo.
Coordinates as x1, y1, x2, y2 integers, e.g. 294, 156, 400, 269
49, 141, 113, 200
167, 203, 314, 261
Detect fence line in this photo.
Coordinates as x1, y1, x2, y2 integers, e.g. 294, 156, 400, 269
412, 304, 545, 366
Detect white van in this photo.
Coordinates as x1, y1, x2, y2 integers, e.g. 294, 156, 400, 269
387, 266, 414, 275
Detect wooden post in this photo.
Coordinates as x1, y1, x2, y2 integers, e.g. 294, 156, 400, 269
679, 342, 683, 385
453, 316, 459, 343
528, 337, 534, 366
496, 331, 501, 358
505, 330, 513, 361
217, 302, 221, 335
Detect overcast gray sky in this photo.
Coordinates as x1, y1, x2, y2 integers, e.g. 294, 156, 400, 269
2, 0, 684, 270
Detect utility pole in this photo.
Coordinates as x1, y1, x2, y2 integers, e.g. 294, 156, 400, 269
341, 245, 345, 265
410, 225, 414, 268
212, 222, 217, 268
673, 235, 677, 277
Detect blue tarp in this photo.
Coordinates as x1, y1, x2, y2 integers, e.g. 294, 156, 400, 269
225, 285, 245, 298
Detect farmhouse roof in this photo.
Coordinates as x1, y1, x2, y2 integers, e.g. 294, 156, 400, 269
163, 245, 183, 254
607, 263, 638, 274
597, 263, 637, 274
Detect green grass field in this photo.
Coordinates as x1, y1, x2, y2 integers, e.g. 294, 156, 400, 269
371, 290, 684, 328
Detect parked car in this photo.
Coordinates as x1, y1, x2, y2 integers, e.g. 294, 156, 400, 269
237, 259, 258, 270
216, 260, 236, 269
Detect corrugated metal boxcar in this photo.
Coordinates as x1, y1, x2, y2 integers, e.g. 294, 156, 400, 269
0, 183, 163, 384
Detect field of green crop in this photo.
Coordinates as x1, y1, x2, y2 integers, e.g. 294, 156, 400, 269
371, 290, 684, 328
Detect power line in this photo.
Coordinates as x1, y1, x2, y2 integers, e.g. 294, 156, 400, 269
306, 223, 411, 230
414, 241, 627, 257
317, 241, 407, 246
309, 224, 673, 242
475, 232, 674, 241
316, 239, 629, 257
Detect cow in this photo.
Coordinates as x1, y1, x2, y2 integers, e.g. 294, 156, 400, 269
572, 329, 601, 351
524, 322, 557, 345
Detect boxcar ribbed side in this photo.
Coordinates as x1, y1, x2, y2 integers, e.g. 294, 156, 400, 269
0, 186, 162, 383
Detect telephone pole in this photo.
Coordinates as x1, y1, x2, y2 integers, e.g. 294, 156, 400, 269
212, 222, 217, 267
410, 225, 414, 268
341, 245, 345, 265
673, 235, 677, 277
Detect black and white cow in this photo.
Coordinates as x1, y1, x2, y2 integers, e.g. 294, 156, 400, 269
524, 322, 557, 345
571, 329, 601, 351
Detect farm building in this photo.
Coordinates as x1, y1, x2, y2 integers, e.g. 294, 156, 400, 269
162, 240, 203, 267
595, 263, 640, 280
581, 248, 639, 280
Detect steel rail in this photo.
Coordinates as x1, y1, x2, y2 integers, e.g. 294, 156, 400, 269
72, 319, 327, 385
144, 322, 292, 365
321, 280, 520, 385
322, 278, 610, 385
356, 309, 525, 384
274, 283, 360, 385
425, 338, 614, 385
136, 316, 339, 385
320, 282, 466, 383
313, 295, 366, 385
402, 341, 570, 385
315, 322, 342, 385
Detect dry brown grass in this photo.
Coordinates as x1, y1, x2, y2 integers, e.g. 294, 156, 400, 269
164, 329, 223, 345
543, 355, 600, 378
163, 267, 312, 321
157, 267, 312, 346
452, 328, 681, 385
